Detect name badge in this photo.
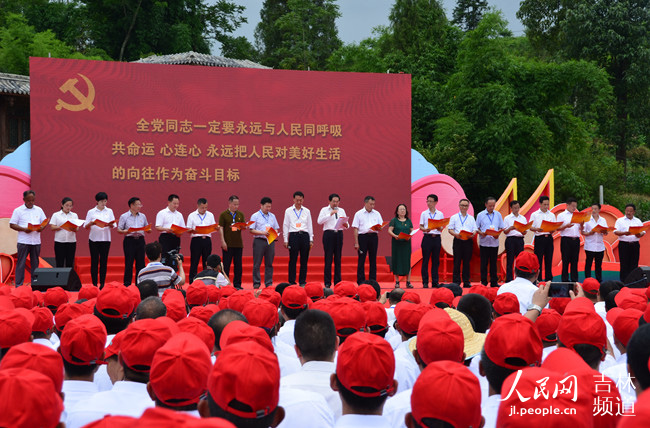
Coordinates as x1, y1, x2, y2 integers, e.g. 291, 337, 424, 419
231, 226, 237, 232
295, 223, 302, 228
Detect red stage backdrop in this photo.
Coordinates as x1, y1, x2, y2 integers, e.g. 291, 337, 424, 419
30, 57, 411, 257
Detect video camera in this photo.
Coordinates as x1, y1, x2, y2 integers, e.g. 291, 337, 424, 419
161, 248, 184, 271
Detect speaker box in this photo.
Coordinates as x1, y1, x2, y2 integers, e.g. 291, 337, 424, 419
31, 268, 82, 292
623, 267, 650, 289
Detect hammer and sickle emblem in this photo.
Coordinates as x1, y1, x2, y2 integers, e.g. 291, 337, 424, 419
55, 73, 95, 112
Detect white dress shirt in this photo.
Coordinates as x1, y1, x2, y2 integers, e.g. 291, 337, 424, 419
393, 338, 419, 394
84, 207, 116, 242
10, 204, 47, 245
481, 393, 502, 428
250, 210, 280, 239
476, 209, 505, 247
32, 337, 58, 351
615, 216, 645, 242
186, 209, 217, 238
51, 210, 80, 243
274, 337, 301, 377
419, 209, 445, 235
530, 209, 556, 236
497, 276, 538, 315
155, 207, 185, 233
278, 387, 335, 428
281, 360, 342, 418
334, 414, 392, 428
66, 381, 154, 428
382, 388, 412, 428
352, 208, 383, 235
447, 212, 477, 234
318, 206, 348, 231
503, 213, 527, 237
557, 210, 581, 238
583, 216, 609, 252
62, 380, 99, 421
283, 206, 314, 242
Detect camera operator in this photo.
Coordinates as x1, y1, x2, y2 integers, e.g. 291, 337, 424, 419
136, 241, 185, 294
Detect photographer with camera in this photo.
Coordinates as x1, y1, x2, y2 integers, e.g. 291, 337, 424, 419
136, 241, 185, 293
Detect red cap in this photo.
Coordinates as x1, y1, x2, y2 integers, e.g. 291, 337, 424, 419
150, 333, 212, 407
402, 291, 421, 304
0, 294, 15, 311
606, 307, 624, 327
336, 332, 395, 397
206, 285, 222, 304
208, 341, 280, 419
127, 285, 141, 310
493, 292, 520, 316
468, 284, 493, 302
327, 298, 366, 336
176, 317, 215, 353
219, 320, 274, 353
534, 309, 561, 342
14, 307, 35, 330
258, 287, 281, 307
416, 309, 464, 364
220, 285, 237, 298
78, 284, 100, 300
618, 387, 650, 428
44, 286, 68, 309
162, 290, 187, 322
333, 281, 357, 298
11, 285, 35, 309
96, 283, 134, 319
363, 301, 388, 333
29, 306, 54, 333
613, 308, 643, 348
0, 368, 64, 428
429, 287, 454, 307
104, 329, 126, 359
81, 298, 97, 313
581, 278, 600, 296
357, 284, 377, 302
281, 285, 310, 309
188, 304, 220, 324
242, 298, 279, 330
81, 415, 137, 427
557, 309, 607, 352
564, 297, 596, 314
644, 303, 650, 324
32, 290, 44, 307
156, 316, 181, 336
227, 289, 255, 313
515, 251, 539, 273
120, 318, 173, 372
137, 407, 236, 427
616, 288, 648, 311
395, 301, 431, 335
485, 314, 543, 370
305, 282, 325, 301
60, 314, 107, 365
549, 296, 570, 314
410, 361, 481, 428
0, 310, 31, 348
186, 281, 209, 306
0, 342, 64, 392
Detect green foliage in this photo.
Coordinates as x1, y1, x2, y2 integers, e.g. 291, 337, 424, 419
389, 0, 448, 55
452, 0, 488, 31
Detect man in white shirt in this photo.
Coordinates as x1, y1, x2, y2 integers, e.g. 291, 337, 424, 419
186, 197, 217, 283
117, 197, 149, 286
155, 194, 185, 255
497, 252, 540, 315
352, 196, 383, 284
419, 193, 444, 288
502, 200, 526, 282
9, 190, 47, 286
281, 309, 342, 418
556, 197, 581, 282
447, 198, 477, 288
530, 195, 556, 281
582, 203, 609, 282
614, 203, 646, 282
283, 191, 314, 286
318, 193, 347, 287
476, 196, 505, 287
250, 196, 281, 289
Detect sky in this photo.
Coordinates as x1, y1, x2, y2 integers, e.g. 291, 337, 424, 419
225, 0, 524, 52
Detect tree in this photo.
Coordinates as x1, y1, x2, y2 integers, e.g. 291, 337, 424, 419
452, 0, 488, 31
219, 35, 260, 61
389, 0, 448, 55
255, 0, 341, 70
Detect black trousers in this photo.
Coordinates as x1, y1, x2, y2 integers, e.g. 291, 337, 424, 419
89, 240, 110, 287
15, 243, 40, 286
54, 242, 76, 268
190, 237, 212, 283
452, 238, 473, 286
480, 246, 499, 286
560, 237, 580, 282
421, 234, 441, 287
357, 233, 378, 283
323, 230, 343, 286
159, 233, 180, 255
222, 246, 243, 288
123, 236, 145, 286
585, 250, 604, 282
288, 232, 310, 285
618, 241, 640, 282
534, 235, 554, 281
505, 236, 524, 282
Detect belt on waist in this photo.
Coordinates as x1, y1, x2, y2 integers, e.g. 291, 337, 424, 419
506, 236, 524, 239
125, 235, 143, 239
290, 231, 308, 235
562, 236, 580, 240
192, 236, 211, 239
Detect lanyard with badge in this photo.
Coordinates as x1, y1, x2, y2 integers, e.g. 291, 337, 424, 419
293, 208, 303, 229
230, 211, 238, 232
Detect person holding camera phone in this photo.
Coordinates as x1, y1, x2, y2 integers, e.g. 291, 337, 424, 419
136, 241, 185, 293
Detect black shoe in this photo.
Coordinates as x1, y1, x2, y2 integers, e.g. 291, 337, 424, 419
423, 284, 429, 288
395, 281, 400, 288
406, 282, 413, 288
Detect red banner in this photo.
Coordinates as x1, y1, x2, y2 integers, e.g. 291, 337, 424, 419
30, 57, 411, 256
